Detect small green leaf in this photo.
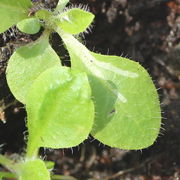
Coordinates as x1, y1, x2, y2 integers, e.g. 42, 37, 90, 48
17, 18, 41, 34
6, 34, 61, 104
0, 0, 32, 33
18, 159, 50, 180
35, 9, 52, 20
55, 8, 94, 35
26, 66, 94, 157
59, 31, 161, 150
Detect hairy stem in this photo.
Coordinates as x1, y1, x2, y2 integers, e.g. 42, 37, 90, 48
56, 0, 69, 12
0, 155, 17, 172
26, 139, 39, 159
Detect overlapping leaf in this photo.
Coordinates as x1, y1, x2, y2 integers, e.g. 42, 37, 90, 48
59, 31, 161, 150
0, 0, 32, 33
6, 34, 61, 104
17, 18, 41, 34
26, 66, 94, 156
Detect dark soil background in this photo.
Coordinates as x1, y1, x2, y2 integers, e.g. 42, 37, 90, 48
0, 0, 180, 179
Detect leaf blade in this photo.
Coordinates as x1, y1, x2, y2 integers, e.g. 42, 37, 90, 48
89, 53, 161, 149
26, 66, 94, 156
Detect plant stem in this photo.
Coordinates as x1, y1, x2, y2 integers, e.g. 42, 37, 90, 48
0, 155, 16, 171
26, 140, 39, 159
56, 0, 69, 12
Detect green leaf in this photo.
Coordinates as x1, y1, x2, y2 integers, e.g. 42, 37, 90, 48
89, 53, 161, 149
59, 31, 161, 150
17, 18, 41, 34
26, 66, 94, 157
35, 9, 52, 20
18, 159, 50, 180
55, 8, 94, 35
6, 34, 61, 104
0, 0, 32, 33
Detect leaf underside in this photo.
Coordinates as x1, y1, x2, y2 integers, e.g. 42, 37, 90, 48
60, 32, 161, 150
0, 0, 32, 33
6, 34, 61, 104
26, 66, 94, 152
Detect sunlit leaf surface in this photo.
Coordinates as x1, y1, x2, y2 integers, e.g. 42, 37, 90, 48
26, 66, 94, 156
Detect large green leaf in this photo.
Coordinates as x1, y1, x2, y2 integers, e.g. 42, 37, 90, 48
0, 0, 32, 33
18, 159, 50, 180
17, 18, 41, 34
6, 34, 61, 104
26, 66, 94, 157
59, 31, 161, 150
54, 8, 94, 35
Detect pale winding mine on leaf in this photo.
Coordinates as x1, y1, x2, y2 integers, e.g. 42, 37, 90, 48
58, 30, 137, 103
18, 159, 50, 180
